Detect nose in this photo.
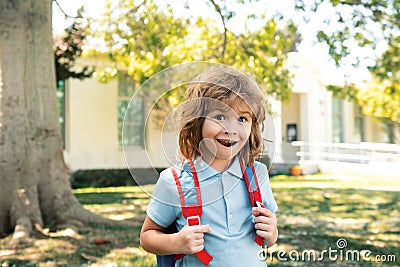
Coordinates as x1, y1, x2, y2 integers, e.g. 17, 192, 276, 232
222, 120, 238, 135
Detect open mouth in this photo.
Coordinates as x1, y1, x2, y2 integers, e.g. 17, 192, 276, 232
217, 139, 237, 147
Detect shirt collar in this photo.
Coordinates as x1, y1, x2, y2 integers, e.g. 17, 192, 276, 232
226, 156, 244, 179
182, 156, 244, 181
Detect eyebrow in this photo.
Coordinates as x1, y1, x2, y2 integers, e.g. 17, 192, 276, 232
237, 109, 252, 116
208, 108, 230, 113
238, 110, 252, 117
209, 108, 252, 117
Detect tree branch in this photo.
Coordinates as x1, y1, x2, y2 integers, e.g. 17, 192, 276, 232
208, 0, 228, 62
53, 0, 81, 19
126, 0, 148, 17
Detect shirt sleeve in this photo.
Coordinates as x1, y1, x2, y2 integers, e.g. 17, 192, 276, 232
254, 162, 278, 213
146, 168, 181, 228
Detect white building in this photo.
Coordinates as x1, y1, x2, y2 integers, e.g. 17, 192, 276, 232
60, 52, 399, 176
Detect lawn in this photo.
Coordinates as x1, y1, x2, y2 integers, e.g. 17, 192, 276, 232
0, 174, 399, 266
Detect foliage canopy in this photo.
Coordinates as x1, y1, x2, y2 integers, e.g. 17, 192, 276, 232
87, 0, 300, 102
296, 0, 400, 127
54, 8, 94, 83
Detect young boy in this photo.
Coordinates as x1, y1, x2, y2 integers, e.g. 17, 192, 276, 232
140, 66, 278, 266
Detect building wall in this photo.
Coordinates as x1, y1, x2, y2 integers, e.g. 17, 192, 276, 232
338, 100, 393, 144
63, 77, 150, 170
63, 53, 395, 171
143, 109, 179, 167
64, 78, 121, 169
279, 53, 335, 162
342, 101, 356, 143
281, 93, 301, 162
63, 74, 178, 170
364, 117, 389, 143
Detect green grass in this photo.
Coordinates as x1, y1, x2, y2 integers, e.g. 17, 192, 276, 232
267, 174, 399, 266
0, 174, 399, 266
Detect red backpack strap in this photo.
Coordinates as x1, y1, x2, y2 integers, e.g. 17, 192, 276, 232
188, 159, 203, 217
170, 161, 213, 266
240, 160, 265, 247
251, 165, 263, 204
171, 167, 185, 211
240, 160, 264, 206
171, 160, 202, 218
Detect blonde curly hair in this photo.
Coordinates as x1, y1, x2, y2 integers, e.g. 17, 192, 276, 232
175, 65, 266, 166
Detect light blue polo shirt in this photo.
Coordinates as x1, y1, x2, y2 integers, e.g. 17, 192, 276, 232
146, 156, 278, 267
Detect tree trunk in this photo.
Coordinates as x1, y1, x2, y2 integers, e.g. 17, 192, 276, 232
0, 0, 126, 246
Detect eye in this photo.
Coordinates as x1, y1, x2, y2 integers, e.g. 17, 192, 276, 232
214, 114, 225, 121
238, 116, 248, 123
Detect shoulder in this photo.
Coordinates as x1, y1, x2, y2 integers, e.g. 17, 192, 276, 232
158, 168, 176, 185
151, 167, 181, 207
252, 160, 270, 185
253, 161, 278, 212
253, 160, 268, 177
157, 161, 192, 188
154, 167, 181, 196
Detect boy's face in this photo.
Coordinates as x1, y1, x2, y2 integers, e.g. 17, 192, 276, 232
201, 99, 252, 167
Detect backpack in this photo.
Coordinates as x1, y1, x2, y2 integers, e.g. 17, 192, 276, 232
156, 159, 265, 266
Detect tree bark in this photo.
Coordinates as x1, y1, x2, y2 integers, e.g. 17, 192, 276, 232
0, 0, 128, 246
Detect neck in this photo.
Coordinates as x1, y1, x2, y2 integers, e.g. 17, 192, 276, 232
201, 154, 232, 172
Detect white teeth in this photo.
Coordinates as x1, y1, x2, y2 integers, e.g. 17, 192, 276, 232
217, 139, 236, 147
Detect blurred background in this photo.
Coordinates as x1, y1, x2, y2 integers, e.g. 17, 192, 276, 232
52, 0, 400, 178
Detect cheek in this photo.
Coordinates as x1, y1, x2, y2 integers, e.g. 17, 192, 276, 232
201, 121, 209, 137
246, 125, 252, 137
202, 119, 221, 136
240, 124, 252, 139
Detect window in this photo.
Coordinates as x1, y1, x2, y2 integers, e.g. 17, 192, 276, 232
332, 98, 344, 143
57, 79, 66, 148
354, 105, 365, 142
286, 123, 297, 142
118, 74, 144, 147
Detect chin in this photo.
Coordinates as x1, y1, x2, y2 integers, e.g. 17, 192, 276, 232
216, 153, 237, 161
